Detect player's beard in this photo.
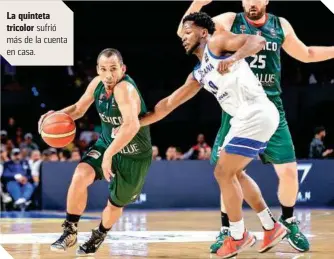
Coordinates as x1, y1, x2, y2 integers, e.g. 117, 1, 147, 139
186, 41, 201, 55
244, 6, 266, 21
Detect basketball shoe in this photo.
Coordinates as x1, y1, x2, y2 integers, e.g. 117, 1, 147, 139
258, 222, 288, 253
76, 228, 107, 256
216, 230, 256, 258
50, 220, 78, 252
279, 216, 310, 252
210, 227, 230, 253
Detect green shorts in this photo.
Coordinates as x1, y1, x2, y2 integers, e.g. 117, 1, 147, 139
81, 138, 152, 207
211, 95, 296, 165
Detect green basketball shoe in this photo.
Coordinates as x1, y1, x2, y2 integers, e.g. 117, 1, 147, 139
279, 216, 310, 252
210, 228, 230, 253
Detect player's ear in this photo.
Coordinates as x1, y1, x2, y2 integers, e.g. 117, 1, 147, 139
122, 64, 127, 74
201, 29, 208, 38
265, 0, 269, 5
96, 65, 100, 75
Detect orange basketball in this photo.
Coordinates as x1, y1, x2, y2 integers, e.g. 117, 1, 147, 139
41, 112, 76, 148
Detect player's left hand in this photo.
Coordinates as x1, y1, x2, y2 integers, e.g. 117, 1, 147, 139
102, 154, 114, 182
217, 57, 237, 75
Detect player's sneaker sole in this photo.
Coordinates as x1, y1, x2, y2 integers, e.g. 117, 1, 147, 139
287, 237, 308, 252
49, 237, 77, 252
76, 251, 95, 257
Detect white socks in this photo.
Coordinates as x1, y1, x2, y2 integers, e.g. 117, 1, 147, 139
257, 208, 275, 230
229, 219, 245, 240
225, 208, 275, 240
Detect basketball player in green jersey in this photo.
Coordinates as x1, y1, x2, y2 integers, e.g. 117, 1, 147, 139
38, 48, 152, 256
177, 0, 334, 253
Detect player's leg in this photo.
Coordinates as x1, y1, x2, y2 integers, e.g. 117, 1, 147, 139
275, 162, 298, 211
77, 154, 152, 256
212, 112, 274, 214
214, 151, 256, 258
276, 162, 310, 252
209, 113, 232, 252
76, 200, 123, 257
262, 96, 309, 252
211, 169, 278, 253
50, 140, 106, 252
210, 112, 232, 253
210, 113, 279, 253
216, 100, 286, 258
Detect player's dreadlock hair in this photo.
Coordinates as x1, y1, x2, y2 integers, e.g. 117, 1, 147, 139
97, 48, 124, 64
183, 12, 216, 35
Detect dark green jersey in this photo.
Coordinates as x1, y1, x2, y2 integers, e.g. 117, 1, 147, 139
231, 13, 285, 96
93, 74, 152, 158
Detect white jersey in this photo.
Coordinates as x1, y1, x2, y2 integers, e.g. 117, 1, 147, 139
192, 44, 266, 117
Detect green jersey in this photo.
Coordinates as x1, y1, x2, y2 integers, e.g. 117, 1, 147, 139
93, 74, 152, 158
231, 13, 285, 96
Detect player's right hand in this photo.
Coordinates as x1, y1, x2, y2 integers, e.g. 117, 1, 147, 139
38, 110, 55, 134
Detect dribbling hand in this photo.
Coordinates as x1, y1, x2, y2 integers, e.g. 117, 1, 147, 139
38, 110, 55, 134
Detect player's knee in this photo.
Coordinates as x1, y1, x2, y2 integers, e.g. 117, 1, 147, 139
71, 163, 95, 187
214, 164, 237, 181
236, 170, 247, 181
276, 163, 298, 182
106, 200, 124, 211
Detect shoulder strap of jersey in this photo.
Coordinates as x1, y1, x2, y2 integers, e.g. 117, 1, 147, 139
267, 13, 286, 41
231, 12, 244, 28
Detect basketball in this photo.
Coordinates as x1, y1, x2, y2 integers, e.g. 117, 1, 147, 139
41, 112, 76, 148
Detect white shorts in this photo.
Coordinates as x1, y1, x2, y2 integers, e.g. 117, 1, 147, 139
222, 97, 279, 158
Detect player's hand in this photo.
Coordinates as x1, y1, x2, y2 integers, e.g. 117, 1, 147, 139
38, 110, 55, 134
102, 154, 114, 182
193, 0, 212, 7
217, 57, 237, 75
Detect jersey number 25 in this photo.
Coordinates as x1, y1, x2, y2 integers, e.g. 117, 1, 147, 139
249, 55, 266, 69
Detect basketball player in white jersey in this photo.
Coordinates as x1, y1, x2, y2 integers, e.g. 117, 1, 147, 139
140, 12, 288, 258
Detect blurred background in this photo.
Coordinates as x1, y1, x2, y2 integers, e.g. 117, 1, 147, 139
1, 1, 333, 211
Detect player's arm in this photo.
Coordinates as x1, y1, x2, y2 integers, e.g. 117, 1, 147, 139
140, 73, 201, 127
280, 17, 334, 63
176, 0, 235, 37
215, 31, 266, 61
177, 1, 210, 38
60, 76, 100, 120
104, 82, 141, 157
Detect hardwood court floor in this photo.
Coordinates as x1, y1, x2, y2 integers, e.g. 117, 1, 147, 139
1, 209, 334, 259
